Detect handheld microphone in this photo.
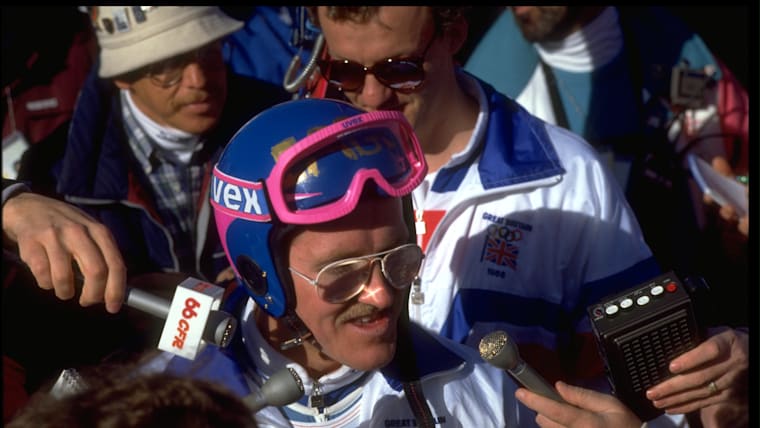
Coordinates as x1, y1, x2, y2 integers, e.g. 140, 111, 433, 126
479, 330, 566, 403
243, 367, 305, 413
125, 285, 237, 350
4, 250, 236, 359
140, 277, 238, 360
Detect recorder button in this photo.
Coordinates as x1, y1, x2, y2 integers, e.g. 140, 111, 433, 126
666, 282, 678, 293
620, 298, 634, 310
605, 305, 619, 316
636, 295, 650, 306
650, 285, 664, 296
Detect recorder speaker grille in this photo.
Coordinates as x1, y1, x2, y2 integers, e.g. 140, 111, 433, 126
616, 309, 695, 392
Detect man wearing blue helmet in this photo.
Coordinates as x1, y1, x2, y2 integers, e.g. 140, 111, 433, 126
143, 97, 540, 426
143, 97, 708, 427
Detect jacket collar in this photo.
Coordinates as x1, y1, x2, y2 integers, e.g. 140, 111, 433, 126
431, 71, 565, 193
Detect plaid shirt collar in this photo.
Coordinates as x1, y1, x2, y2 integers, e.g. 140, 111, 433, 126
120, 90, 205, 172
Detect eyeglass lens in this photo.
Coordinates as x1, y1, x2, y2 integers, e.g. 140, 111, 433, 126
148, 43, 224, 87
317, 244, 422, 303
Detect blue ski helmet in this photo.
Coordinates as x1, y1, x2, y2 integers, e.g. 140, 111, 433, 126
211, 98, 426, 317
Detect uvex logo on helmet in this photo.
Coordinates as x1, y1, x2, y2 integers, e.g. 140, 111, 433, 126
210, 169, 270, 222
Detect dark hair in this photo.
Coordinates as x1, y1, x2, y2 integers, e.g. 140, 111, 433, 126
306, 6, 470, 35
8, 371, 258, 428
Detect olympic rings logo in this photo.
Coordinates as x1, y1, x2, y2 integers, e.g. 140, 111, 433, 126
486, 224, 523, 242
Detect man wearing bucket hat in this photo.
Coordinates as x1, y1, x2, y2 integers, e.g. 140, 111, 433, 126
0, 6, 290, 411
42, 6, 291, 287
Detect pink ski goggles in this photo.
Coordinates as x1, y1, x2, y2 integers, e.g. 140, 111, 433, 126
213, 110, 427, 225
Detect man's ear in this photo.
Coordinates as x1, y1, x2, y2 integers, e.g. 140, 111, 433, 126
444, 14, 469, 57
113, 79, 131, 90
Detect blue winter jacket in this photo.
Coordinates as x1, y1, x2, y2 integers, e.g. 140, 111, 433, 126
54, 68, 290, 281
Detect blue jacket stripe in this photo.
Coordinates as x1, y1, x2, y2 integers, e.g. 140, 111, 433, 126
441, 289, 569, 343
579, 256, 662, 309
439, 257, 659, 343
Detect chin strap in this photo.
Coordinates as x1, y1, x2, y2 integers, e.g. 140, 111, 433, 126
394, 288, 436, 428
402, 380, 436, 428
279, 311, 318, 351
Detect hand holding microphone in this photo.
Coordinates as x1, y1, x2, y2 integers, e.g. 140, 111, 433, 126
479, 330, 566, 403
6, 248, 236, 360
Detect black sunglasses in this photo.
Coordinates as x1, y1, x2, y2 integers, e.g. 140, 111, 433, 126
316, 34, 436, 94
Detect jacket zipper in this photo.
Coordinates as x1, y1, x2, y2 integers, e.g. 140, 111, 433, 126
310, 379, 327, 422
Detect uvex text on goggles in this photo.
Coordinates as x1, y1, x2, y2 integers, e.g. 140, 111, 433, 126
289, 243, 424, 304
211, 110, 426, 225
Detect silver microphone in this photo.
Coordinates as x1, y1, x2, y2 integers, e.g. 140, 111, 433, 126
243, 367, 305, 413
479, 330, 566, 403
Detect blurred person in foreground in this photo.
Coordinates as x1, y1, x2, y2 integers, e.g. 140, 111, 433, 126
8, 368, 258, 428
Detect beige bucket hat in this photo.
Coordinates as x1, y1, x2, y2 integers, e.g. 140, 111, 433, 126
91, 6, 243, 78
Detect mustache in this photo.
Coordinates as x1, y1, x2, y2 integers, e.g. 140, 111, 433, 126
336, 303, 384, 324
179, 92, 210, 105
178, 85, 223, 105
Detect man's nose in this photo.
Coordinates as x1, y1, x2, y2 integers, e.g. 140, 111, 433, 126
356, 74, 393, 111
180, 62, 208, 88
357, 261, 394, 306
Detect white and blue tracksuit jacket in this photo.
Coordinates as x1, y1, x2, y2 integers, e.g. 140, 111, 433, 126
408, 70, 661, 387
